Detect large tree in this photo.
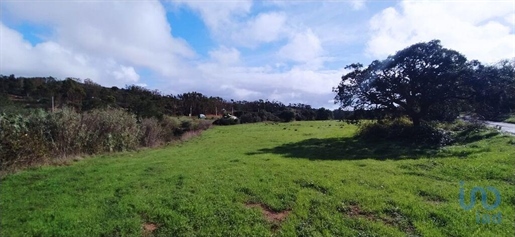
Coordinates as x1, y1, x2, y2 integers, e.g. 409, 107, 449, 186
334, 40, 471, 126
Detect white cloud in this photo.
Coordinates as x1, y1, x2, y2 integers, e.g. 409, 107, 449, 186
1, 0, 194, 82
505, 13, 515, 26
209, 46, 241, 65
350, 0, 366, 11
173, 0, 252, 36
109, 65, 140, 83
0, 22, 139, 86
367, 0, 515, 63
278, 29, 324, 67
232, 12, 288, 46
193, 58, 344, 108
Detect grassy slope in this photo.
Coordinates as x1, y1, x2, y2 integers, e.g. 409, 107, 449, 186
505, 114, 515, 124
1, 121, 514, 237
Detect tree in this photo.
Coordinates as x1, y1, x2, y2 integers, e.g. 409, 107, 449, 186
469, 59, 515, 120
315, 107, 333, 120
334, 40, 471, 126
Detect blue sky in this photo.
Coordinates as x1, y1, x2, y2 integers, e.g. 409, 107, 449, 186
1, 0, 514, 108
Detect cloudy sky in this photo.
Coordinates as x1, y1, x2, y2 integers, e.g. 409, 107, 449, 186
1, 0, 514, 108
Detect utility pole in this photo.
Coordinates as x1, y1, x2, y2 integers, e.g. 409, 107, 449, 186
51, 96, 54, 112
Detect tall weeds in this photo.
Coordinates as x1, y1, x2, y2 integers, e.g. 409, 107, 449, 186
0, 108, 211, 171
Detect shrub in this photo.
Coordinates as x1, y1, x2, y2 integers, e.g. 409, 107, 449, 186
197, 120, 212, 130
51, 107, 83, 156
160, 116, 181, 143
213, 117, 239, 125
357, 118, 454, 146
257, 111, 281, 122
78, 108, 140, 153
139, 118, 162, 147
240, 113, 261, 124
277, 110, 295, 122
181, 120, 193, 131
0, 110, 51, 169
1, 108, 212, 171
239, 111, 281, 124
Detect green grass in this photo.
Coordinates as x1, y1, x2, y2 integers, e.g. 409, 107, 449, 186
1, 121, 514, 236
505, 114, 515, 124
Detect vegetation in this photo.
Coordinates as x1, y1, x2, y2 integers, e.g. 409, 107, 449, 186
504, 114, 515, 124
334, 40, 515, 125
0, 108, 211, 172
1, 121, 513, 236
1, 39, 513, 236
0, 76, 330, 123
356, 118, 454, 147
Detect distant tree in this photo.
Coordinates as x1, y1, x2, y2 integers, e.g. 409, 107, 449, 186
334, 40, 471, 126
315, 107, 333, 120
278, 110, 295, 122
469, 59, 515, 120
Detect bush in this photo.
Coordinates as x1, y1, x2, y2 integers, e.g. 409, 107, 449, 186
213, 117, 239, 125
0, 108, 212, 171
277, 110, 295, 122
197, 120, 212, 130
77, 108, 140, 153
160, 116, 181, 143
140, 118, 162, 147
240, 113, 261, 124
0, 110, 51, 169
357, 118, 453, 146
257, 111, 281, 122
238, 111, 281, 124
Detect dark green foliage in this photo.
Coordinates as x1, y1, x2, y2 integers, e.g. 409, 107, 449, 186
335, 40, 514, 125
335, 40, 471, 126
315, 107, 333, 120
213, 117, 239, 126
240, 113, 262, 124
278, 110, 295, 122
468, 59, 515, 120
0, 75, 329, 122
239, 111, 281, 124
357, 118, 454, 147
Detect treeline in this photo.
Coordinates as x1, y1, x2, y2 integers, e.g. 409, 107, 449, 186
0, 75, 336, 122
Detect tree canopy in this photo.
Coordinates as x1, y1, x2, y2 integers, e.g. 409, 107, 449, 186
333, 39, 504, 126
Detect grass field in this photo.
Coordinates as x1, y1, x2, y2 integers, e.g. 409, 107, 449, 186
1, 121, 514, 236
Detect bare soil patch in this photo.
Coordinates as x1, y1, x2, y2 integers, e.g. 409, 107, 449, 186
143, 223, 158, 236
245, 202, 291, 223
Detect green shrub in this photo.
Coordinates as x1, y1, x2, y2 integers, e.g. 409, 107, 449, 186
70, 108, 140, 153
0, 110, 51, 169
357, 118, 454, 146
139, 118, 162, 147
181, 120, 193, 131
1, 108, 211, 171
213, 117, 239, 125
51, 107, 83, 156
240, 113, 262, 124
160, 116, 181, 143
277, 110, 295, 122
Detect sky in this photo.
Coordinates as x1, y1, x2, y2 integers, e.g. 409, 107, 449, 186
1, 0, 514, 109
